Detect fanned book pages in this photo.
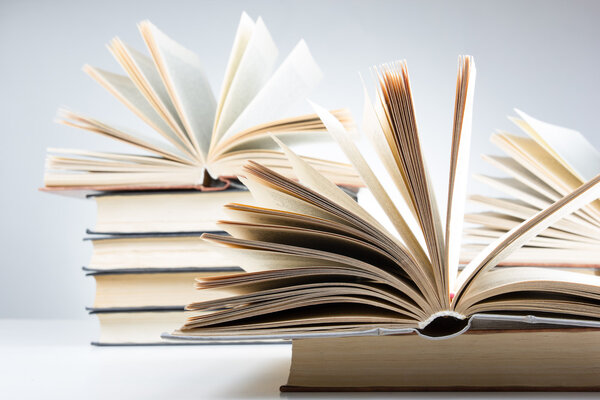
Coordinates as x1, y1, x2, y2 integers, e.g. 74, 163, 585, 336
461, 110, 600, 267
43, 13, 361, 191
163, 56, 600, 342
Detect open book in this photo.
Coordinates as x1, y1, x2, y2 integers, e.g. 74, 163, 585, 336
167, 56, 600, 340
462, 111, 600, 267
43, 13, 360, 191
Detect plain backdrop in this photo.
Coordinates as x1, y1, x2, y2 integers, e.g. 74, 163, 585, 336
1, 0, 600, 319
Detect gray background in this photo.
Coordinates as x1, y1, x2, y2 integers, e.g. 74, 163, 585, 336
1, 0, 599, 319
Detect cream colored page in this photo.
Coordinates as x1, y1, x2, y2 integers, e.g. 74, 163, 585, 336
44, 171, 204, 187
57, 109, 189, 162
464, 231, 598, 250
460, 247, 600, 265
482, 154, 562, 200
83, 66, 191, 158
240, 175, 348, 224
514, 109, 600, 181
272, 135, 381, 232
203, 234, 409, 284
213, 12, 255, 137
446, 56, 476, 292
46, 148, 182, 166
492, 133, 585, 197
310, 101, 431, 271
457, 266, 600, 313
215, 131, 334, 154
222, 221, 401, 270
475, 174, 596, 226
454, 173, 600, 300
206, 245, 356, 273
201, 236, 430, 312
367, 86, 420, 222
475, 265, 600, 292
223, 205, 360, 236
469, 195, 600, 239
464, 212, 599, 244
213, 17, 278, 144
220, 40, 322, 142
141, 21, 216, 160
46, 158, 183, 173
111, 40, 189, 142
475, 174, 552, 208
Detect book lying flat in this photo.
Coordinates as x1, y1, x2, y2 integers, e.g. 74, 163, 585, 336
43, 12, 360, 191
86, 268, 241, 309
281, 326, 600, 391
91, 309, 188, 345
462, 110, 600, 267
163, 56, 600, 348
89, 185, 252, 234
90, 309, 287, 346
85, 183, 356, 234
85, 234, 242, 270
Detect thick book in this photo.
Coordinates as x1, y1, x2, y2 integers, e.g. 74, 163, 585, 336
85, 234, 242, 270
163, 56, 600, 352
90, 309, 286, 346
462, 110, 600, 267
91, 309, 188, 345
88, 186, 251, 234
42, 12, 361, 191
86, 268, 242, 309
85, 183, 356, 234
281, 326, 600, 391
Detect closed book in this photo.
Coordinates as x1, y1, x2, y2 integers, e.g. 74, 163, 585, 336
87, 268, 241, 310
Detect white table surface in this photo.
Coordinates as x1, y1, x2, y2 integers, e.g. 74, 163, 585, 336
0, 319, 597, 400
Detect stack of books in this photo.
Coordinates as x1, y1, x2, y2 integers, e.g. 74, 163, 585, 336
164, 57, 600, 390
83, 187, 249, 345
43, 13, 360, 345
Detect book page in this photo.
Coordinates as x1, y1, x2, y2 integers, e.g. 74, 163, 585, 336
366, 83, 420, 222
220, 40, 322, 141
482, 154, 562, 201
45, 148, 183, 166
374, 62, 447, 305
514, 109, 600, 182
210, 109, 353, 156
474, 174, 598, 226
272, 135, 381, 233
445, 56, 476, 295
464, 211, 599, 244
83, 65, 193, 160
309, 102, 433, 278
56, 109, 190, 163
454, 173, 600, 303
223, 203, 391, 245
108, 39, 192, 151
492, 133, 584, 196
213, 12, 255, 140
492, 131, 600, 224
475, 174, 553, 208
457, 266, 600, 317
240, 173, 347, 224
460, 246, 600, 266
212, 17, 278, 147
140, 21, 216, 162
201, 232, 426, 306
468, 194, 600, 240
464, 231, 598, 250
